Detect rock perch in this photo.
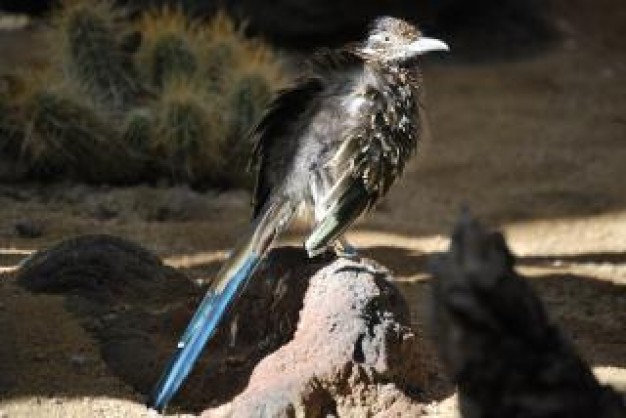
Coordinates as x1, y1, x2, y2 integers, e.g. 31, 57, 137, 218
204, 249, 430, 417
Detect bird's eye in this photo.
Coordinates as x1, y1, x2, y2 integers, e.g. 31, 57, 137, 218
384, 36, 390, 42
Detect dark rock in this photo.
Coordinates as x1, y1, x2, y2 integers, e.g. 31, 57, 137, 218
16, 234, 195, 307
429, 214, 626, 418
14, 219, 44, 238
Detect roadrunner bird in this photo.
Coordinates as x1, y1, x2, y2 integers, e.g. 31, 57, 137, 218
148, 16, 448, 411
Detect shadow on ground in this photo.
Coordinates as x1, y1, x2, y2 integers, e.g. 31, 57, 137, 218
0, 236, 623, 414
1, 241, 339, 414
365, 245, 626, 370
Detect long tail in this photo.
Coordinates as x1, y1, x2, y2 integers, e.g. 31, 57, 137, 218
147, 197, 295, 412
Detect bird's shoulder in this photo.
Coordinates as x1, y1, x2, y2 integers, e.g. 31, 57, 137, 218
305, 47, 366, 78
248, 48, 368, 216
249, 76, 327, 216
249, 78, 323, 167
249, 49, 367, 167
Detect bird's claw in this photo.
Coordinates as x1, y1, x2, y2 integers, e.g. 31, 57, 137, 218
333, 239, 360, 260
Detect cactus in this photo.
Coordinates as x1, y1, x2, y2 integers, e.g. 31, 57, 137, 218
121, 107, 153, 152
227, 72, 272, 142
120, 107, 160, 180
150, 34, 197, 87
0, 90, 27, 180
136, 8, 199, 89
1, 1, 286, 188
202, 40, 237, 92
0, 86, 18, 149
152, 81, 226, 185
0, 94, 20, 161
22, 88, 139, 182
57, 0, 142, 110
220, 72, 272, 187
198, 11, 284, 92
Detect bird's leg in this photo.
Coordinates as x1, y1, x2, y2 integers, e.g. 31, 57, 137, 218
316, 168, 360, 259
333, 236, 359, 259
305, 172, 370, 258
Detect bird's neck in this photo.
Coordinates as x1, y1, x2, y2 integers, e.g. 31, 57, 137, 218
369, 61, 420, 88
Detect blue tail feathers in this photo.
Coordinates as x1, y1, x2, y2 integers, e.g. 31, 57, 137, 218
147, 253, 260, 412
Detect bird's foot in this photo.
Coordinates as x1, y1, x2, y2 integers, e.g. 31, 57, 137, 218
306, 243, 329, 259
333, 238, 360, 260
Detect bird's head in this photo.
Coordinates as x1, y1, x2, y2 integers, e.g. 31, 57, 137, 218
358, 17, 449, 65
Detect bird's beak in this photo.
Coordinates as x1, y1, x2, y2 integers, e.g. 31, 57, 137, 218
407, 37, 450, 55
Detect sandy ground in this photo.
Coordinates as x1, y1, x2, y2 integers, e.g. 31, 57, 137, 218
0, 1, 625, 416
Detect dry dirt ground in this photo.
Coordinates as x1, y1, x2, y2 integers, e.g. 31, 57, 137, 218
0, 1, 625, 416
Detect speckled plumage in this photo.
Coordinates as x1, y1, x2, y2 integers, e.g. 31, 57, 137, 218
148, 17, 447, 411
250, 19, 431, 252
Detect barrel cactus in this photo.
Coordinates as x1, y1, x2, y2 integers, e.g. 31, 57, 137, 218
56, 0, 143, 111
0, 1, 286, 188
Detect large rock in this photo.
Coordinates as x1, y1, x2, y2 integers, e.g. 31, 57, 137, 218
16, 234, 195, 307
203, 251, 429, 417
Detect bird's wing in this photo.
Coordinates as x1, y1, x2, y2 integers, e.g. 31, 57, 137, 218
305, 79, 418, 255
249, 78, 324, 218
249, 48, 364, 218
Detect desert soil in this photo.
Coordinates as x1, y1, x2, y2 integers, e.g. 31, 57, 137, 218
0, 1, 625, 416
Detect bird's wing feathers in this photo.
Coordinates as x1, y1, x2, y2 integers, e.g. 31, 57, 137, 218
306, 47, 365, 76
249, 79, 323, 217
352, 84, 417, 198
306, 76, 418, 255
331, 82, 416, 207
249, 49, 365, 218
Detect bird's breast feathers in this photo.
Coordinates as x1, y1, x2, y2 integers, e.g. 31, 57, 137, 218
330, 67, 421, 198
